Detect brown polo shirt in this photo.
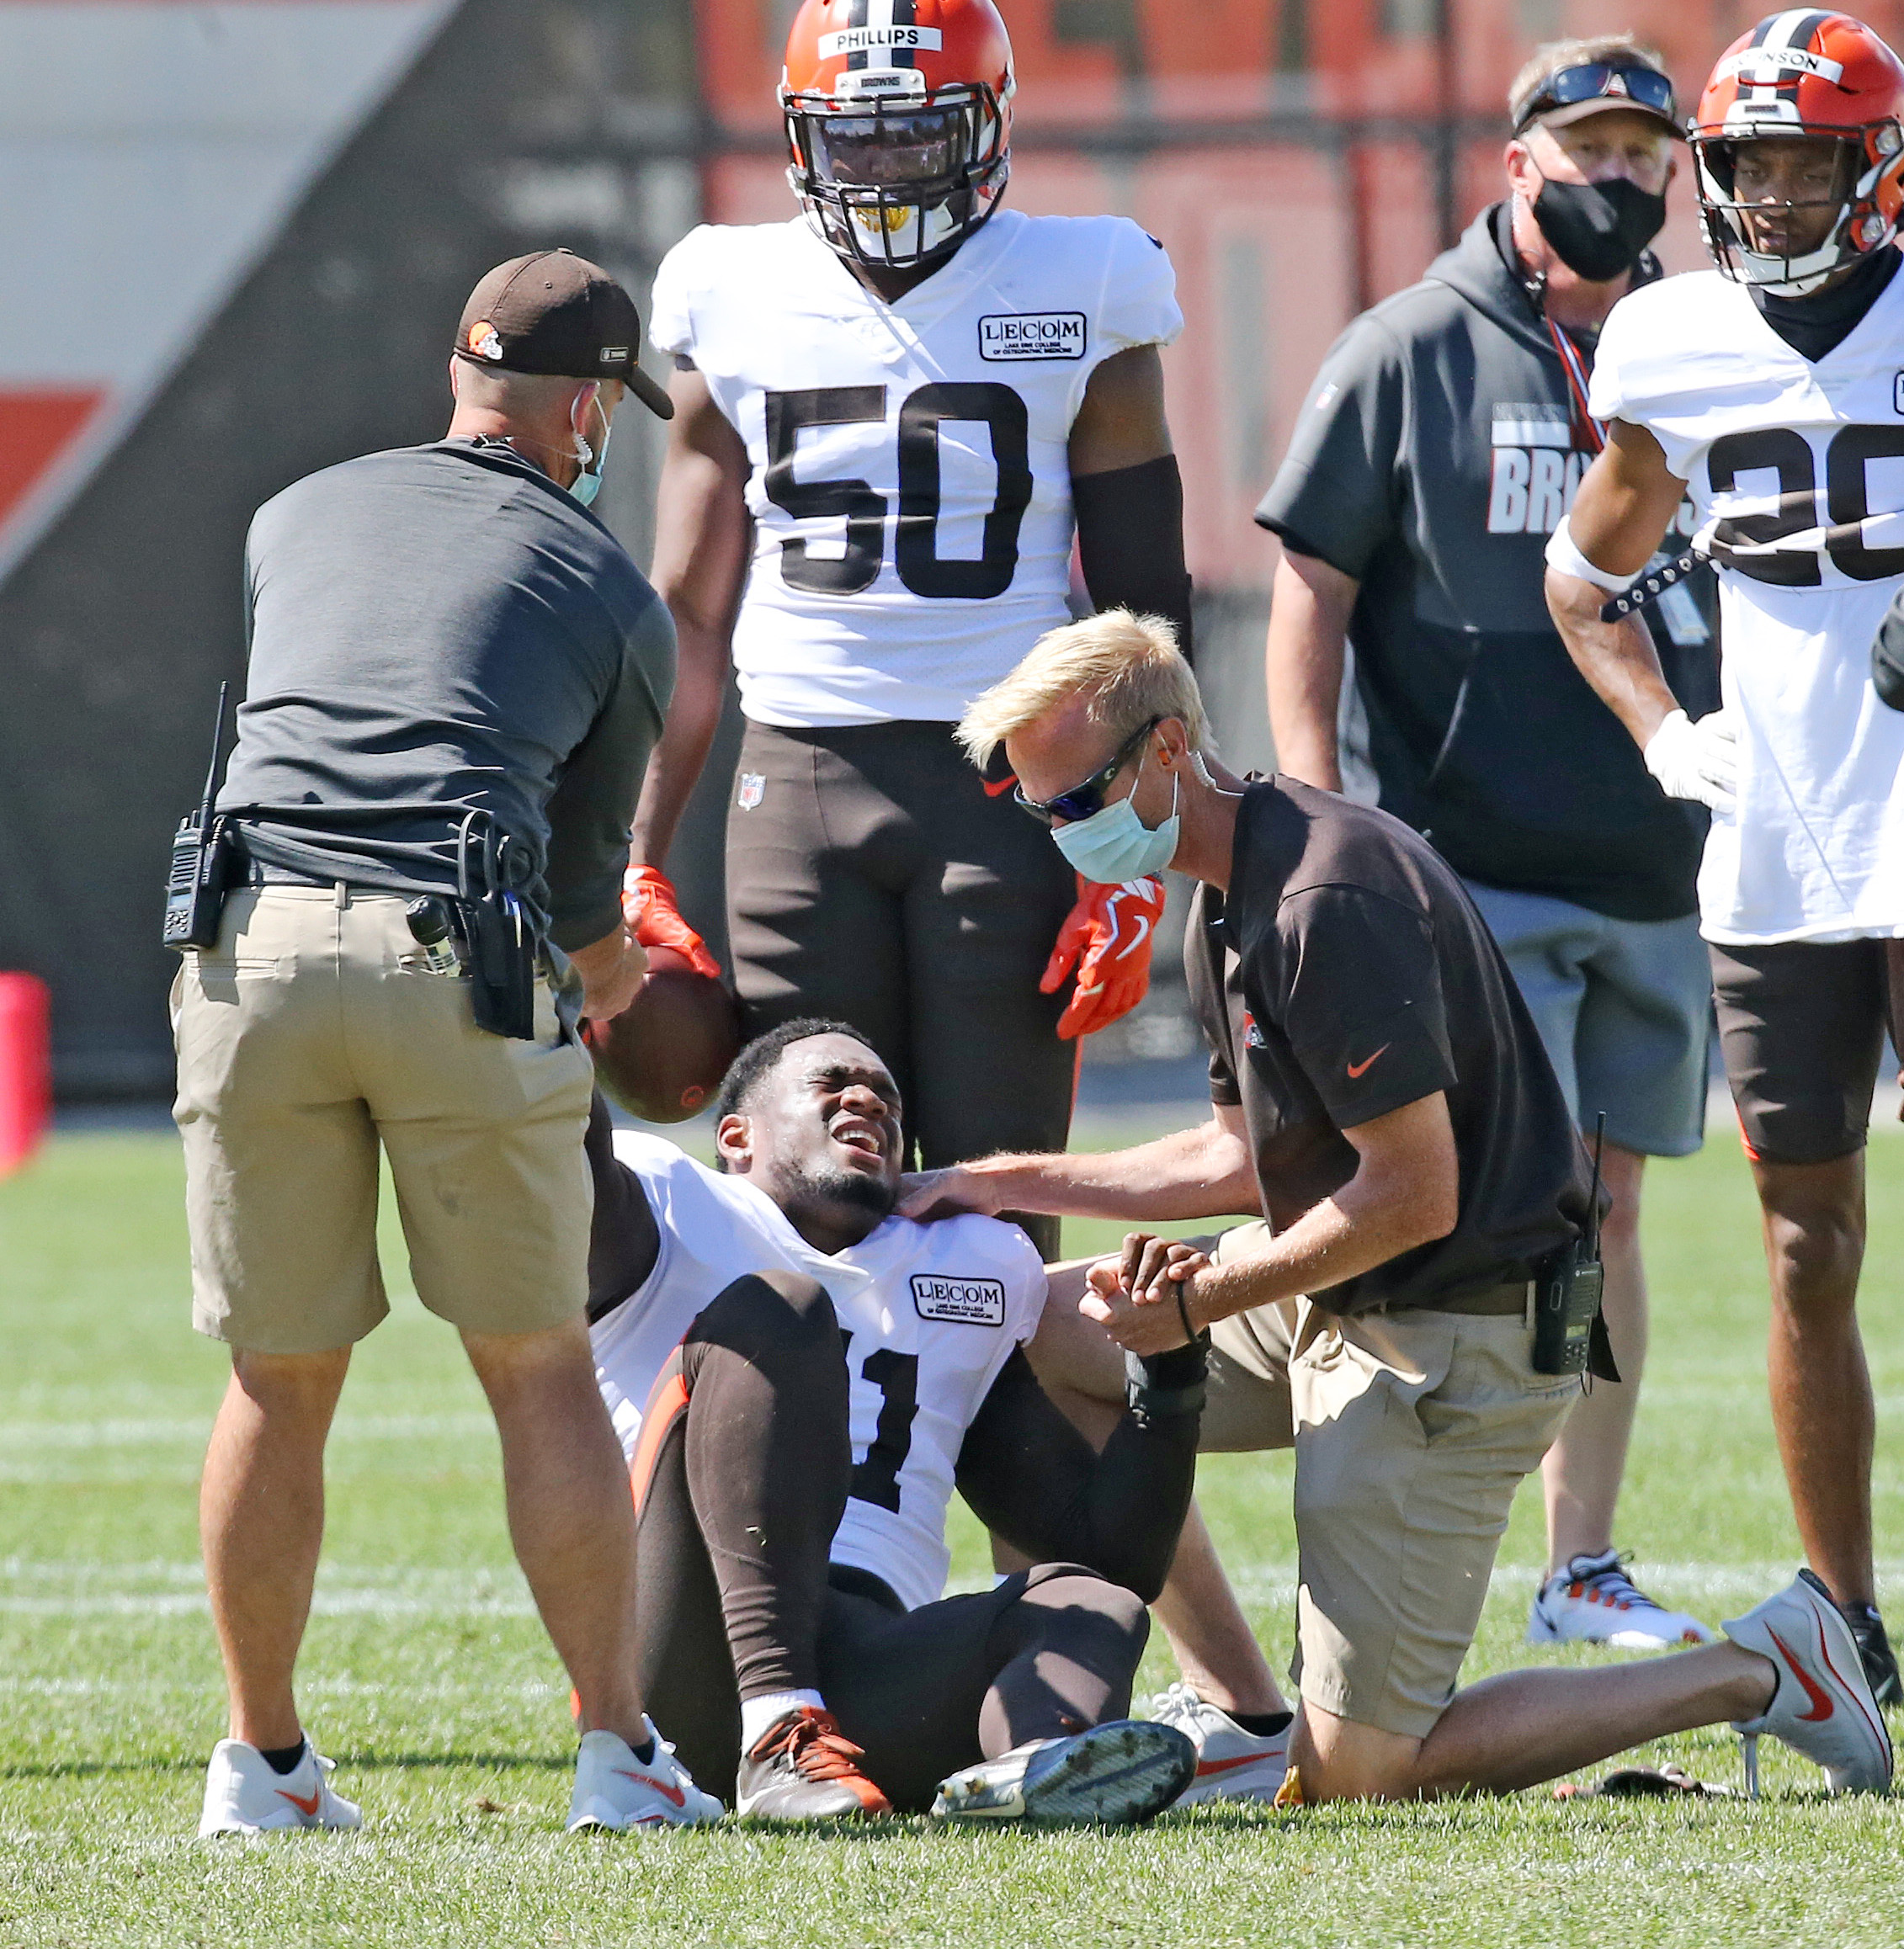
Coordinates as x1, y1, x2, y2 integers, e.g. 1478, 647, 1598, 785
1185, 778, 1590, 1315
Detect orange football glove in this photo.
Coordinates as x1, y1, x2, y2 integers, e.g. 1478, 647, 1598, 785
621, 864, 721, 981
1040, 874, 1167, 1040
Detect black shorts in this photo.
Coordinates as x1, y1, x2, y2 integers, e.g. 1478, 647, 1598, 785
1709, 937, 1903, 1166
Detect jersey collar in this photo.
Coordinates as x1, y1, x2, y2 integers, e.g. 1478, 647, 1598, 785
800, 206, 1024, 336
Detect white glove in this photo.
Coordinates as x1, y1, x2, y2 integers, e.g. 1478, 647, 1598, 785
1644, 708, 1738, 815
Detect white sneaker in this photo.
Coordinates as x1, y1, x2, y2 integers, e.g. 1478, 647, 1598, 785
198, 1738, 362, 1837
1723, 1569, 1893, 1796
930, 1719, 1194, 1826
1527, 1551, 1717, 1650
1146, 1683, 1290, 1805
566, 1719, 724, 1831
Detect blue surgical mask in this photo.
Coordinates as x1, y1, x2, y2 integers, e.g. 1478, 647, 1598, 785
1051, 749, 1180, 884
567, 396, 611, 507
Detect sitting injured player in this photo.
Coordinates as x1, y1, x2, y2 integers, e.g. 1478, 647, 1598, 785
582, 1018, 1207, 1824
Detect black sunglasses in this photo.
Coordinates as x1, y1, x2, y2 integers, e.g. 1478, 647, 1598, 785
1517, 62, 1677, 131
1013, 718, 1159, 826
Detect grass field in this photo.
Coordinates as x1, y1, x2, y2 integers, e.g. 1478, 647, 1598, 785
4, 1115, 1904, 1946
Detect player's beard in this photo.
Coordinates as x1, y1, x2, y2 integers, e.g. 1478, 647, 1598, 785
787, 1159, 897, 1226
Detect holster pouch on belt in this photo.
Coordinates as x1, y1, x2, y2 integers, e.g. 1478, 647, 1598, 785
1532, 1240, 1620, 1383
456, 811, 540, 1041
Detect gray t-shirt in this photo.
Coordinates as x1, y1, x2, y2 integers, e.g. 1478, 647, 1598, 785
221, 439, 673, 950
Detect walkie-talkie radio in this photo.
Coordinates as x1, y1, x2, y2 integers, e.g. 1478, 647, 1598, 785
162, 682, 237, 951
1532, 1112, 1610, 1378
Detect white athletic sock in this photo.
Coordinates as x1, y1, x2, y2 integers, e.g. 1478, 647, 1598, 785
741, 1689, 826, 1753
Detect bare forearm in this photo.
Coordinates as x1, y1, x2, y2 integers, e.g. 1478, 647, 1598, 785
971, 1120, 1258, 1224
1186, 1178, 1439, 1325
630, 626, 729, 867
1266, 551, 1355, 791
570, 927, 647, 1022
1545, 570, 1682, 751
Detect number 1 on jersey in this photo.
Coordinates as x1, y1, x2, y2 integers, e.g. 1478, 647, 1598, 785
765, 384, 1030, 600
838, 1330, 920, 1514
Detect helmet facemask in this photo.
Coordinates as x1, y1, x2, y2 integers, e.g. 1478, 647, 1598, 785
784, 81, 1011, 273
1694, 122, 1904, 294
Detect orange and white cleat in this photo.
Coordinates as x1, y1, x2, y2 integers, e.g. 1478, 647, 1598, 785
735, 1706, 891, 1821
1527, 1550, 1716, 1650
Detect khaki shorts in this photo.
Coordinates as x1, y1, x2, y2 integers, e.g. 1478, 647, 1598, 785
172, 886, 597, 1354
1199, 1223, 1578, 1741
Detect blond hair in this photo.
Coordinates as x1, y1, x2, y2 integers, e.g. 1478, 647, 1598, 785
1508, 34, 1667, 129
956, 608, 1210, 770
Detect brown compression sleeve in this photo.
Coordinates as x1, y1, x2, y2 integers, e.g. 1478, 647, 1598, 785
583, 1088, 661, 1322
953, 1344, 1203, 1604
1073, 454, 1194, 665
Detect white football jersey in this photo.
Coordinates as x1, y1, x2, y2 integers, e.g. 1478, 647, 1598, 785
1592, 268, 1904, 944
648, 209, 1183, 727
590, 1132, 1046, 1614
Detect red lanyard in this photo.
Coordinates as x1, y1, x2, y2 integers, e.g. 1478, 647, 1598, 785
1546, 319, 1606, 455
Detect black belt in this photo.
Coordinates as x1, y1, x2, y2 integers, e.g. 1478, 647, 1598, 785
1435, 1281, 1534, 1318
1352, 1279, 1533, 1320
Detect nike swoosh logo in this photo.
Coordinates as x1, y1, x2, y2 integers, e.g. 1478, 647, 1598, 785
981, 774, 1018, 797
1113, 913, 1152, 963
1194, 1752, 1274, 1778
614, 1768, 686, 1808
276, 1786, 323, 1817
1346, 1044, 1391, 1079
1768, 1624, 1835, 1723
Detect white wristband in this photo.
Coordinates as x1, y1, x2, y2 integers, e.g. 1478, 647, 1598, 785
1545, 516, 1640, 595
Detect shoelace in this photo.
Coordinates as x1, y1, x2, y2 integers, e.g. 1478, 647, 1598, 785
1554, 1553, 1656, 1613
753, 1709, 873, 1784
1151, 1681, 1215, 1726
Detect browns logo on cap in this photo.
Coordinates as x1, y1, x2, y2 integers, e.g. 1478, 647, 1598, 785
453, 248, 673, 420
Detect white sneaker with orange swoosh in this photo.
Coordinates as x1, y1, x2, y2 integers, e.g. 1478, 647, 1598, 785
1145, 1684, 1290, 1806
566, 1719, 724, 1832
1722, 1570, 1893, 1796
198, 1738, 361, 1836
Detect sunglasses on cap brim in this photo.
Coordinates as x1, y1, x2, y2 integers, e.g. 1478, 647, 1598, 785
1013, 718, 1161, 826
1516, 62, 1677, 131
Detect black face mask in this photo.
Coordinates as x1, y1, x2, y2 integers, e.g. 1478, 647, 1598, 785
1531, 175, 1667, 282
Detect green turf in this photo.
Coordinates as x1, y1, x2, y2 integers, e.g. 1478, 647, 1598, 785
3, 1119, 1902, 1945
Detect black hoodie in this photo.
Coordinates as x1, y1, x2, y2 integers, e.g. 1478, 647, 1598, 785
1257, 204, 1719, 922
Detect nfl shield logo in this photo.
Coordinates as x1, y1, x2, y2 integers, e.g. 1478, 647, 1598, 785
737, 773, 766, 811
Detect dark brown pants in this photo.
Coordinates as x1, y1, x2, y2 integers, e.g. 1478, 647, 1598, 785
1710, 937, 1904, 1165
630, 1272, 1148, 1810
725, 720, 1079, 1256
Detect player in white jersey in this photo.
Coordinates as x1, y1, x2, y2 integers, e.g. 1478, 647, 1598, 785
1545, 9, 1904, 1706
582, 1020, 1210, 1823
624, 0, 1191, 1259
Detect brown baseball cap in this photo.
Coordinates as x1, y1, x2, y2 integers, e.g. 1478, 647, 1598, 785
454, 248, 673, 421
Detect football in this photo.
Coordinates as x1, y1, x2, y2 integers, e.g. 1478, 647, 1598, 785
584, 944, 743, 1123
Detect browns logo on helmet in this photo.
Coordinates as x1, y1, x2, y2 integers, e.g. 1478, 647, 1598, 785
1692, 9, 1904, 293
780, 0, 1015, 273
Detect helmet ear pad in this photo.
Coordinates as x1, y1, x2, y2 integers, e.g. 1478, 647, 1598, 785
1859, 121, 1904, 243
